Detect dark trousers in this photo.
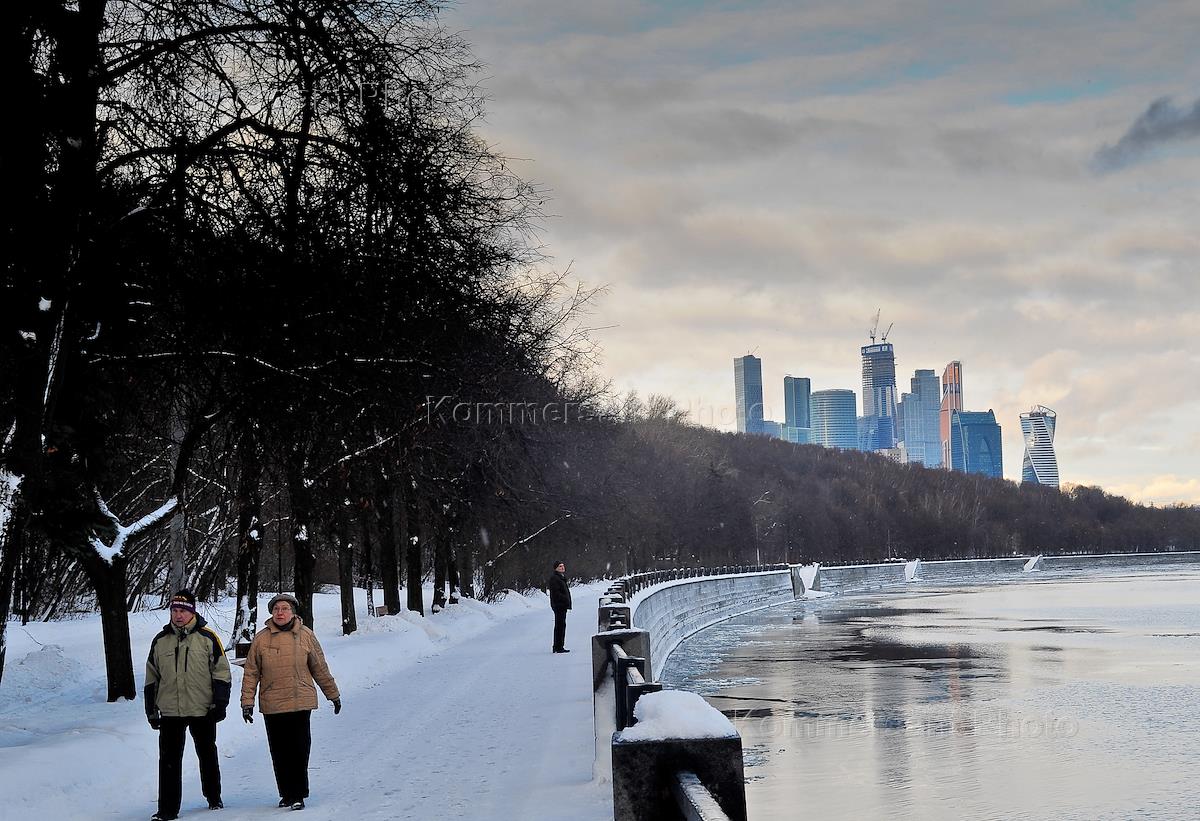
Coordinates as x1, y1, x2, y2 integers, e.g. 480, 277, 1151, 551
552, 607, 568, 651
158, 716, 220, 815
264, 710, 312, 802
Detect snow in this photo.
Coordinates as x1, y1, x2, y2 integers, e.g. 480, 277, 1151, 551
90, 495, 178, 564
39, 298, 51, 311
0, 584, 613, 820
615, 690, 737, 742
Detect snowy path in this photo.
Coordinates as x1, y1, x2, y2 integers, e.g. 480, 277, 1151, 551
0, 587, 613, 821
300, 597, 611, 821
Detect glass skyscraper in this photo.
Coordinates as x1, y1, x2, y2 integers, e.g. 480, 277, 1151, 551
783, 376, 812, 444
861, 342, 898, 450
733, 354, 765, 435
1020, 405, 1060, 488
811, 389, 858, 450
948, 409, 1003, 478
940, 361, 963, 469
899, 369, 942, 468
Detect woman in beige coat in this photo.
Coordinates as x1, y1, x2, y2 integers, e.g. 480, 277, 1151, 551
241, 593, 341, 811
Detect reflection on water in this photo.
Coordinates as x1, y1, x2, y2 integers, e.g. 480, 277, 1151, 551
663, 563, 1200, 820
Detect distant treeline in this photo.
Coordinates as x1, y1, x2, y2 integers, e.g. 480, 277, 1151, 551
491, 394, 1200, 588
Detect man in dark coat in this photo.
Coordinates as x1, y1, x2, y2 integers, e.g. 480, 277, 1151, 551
548, 560, 572, 653
145, 589, 231, 820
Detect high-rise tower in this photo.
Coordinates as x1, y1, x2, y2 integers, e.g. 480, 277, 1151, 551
1020, 406, 1060, 488
733, 354, 765, 435
948, 409, 1002, 478
899, 369, 942, 467
861, 342, 898, 450
810, 389, 858, 450
783, 376, 812, 444
940, 361, 963, 468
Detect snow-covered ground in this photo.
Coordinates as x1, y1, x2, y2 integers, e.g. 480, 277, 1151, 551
0, 585, 613, 820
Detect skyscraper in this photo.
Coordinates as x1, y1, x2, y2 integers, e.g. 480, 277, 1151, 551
1020, 406, 1060, 488
733, 354, 765, 435
810, 389, 858, 450
861, 342, 898, 450
940, 361, 963, 468
899, 369, 942, 468
783, 376, 812, 444
948, 409, 1002, 478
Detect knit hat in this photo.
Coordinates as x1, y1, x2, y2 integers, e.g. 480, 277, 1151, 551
268, 593, 300, 613
553, 560, 565, 570
169, 589, 197, 614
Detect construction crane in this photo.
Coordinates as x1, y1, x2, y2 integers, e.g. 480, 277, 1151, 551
868, 309, 881, 344
881, 322, 894, 342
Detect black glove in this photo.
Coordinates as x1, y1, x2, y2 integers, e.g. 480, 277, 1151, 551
148, 715, 161, 731
242, 706, 254, 724
208, 705, 227, 723
332, 698, 341, 715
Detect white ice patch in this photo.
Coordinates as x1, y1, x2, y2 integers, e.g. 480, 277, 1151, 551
905, 559, 923, 582
797, 563, 820, 591
616, 690, 737, 741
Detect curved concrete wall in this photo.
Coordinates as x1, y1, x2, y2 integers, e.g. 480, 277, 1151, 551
631, 571, 793, 675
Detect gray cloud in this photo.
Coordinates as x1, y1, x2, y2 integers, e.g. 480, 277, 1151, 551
1092, 96, 1200, 172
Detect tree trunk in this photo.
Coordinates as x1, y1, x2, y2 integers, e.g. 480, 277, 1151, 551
379, 480, 402, 616
458, 541, 474, 599
165, 397, 188, 596
82, 552, 136, 702
337, 514, 357, 636
432, 523, 448, 613
359, 499, 375, 619
230, 436, 262, 652
404, 483, 423, 616
288, 460, 317, 631
0, 492, 27, 686
447, 550, 460, 605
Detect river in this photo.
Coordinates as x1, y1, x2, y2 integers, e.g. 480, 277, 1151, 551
662, 561, 1200, 820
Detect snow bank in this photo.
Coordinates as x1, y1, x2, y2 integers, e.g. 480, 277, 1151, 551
616, 690, 737, 742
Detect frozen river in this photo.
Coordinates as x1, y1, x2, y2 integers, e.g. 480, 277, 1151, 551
663, 561, 1200, 820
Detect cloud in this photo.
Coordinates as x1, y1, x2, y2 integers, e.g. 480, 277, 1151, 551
1092, 96, 1200, 172
1102, 475, 1200, 506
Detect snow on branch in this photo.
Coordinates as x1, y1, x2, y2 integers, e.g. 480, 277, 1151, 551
485, 512, 572, 567
90, 491, 178, 564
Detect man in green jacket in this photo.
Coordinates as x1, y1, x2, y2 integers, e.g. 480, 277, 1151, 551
144, 589, 231, 820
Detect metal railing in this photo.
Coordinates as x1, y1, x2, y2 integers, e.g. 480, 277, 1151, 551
595, 572, 748, 821
619, 563, 788, 597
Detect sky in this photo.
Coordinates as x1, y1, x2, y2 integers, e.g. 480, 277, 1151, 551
443, 0, 1200, 505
